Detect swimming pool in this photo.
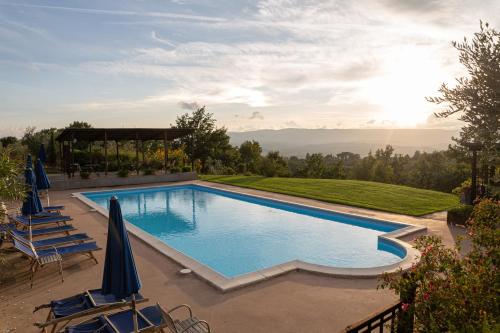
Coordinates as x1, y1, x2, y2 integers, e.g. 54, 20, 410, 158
80, 184, 417, 284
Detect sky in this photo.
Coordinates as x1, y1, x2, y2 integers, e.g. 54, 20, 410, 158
1, 0, 499, 137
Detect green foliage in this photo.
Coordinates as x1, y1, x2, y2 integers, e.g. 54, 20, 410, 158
79, 171, 90, 179
447, 205, 473, 225
260, 151, 289, 177
427, 22, 500, 172
142, 168, 154, 176
117, 168, 129, 178
239, 141, 262, 173
170, 166, 181, 173
0, 148, 25, 219
380, 199, 500, 331
182, 166, 192, 172
0, 136, 17, 148
172, 106, 231, 171
201, 175, 459, 216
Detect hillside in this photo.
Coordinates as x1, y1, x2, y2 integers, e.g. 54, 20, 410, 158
228, 128, 456, 156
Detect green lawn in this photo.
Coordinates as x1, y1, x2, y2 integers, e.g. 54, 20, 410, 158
200, 175, 460, 216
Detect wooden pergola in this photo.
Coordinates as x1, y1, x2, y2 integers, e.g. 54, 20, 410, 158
56, 128, 194, 175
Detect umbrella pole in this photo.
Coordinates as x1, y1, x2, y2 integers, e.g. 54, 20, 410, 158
132, 293, 138, 333
29, 215, 33, 242
46, 190, 50, 207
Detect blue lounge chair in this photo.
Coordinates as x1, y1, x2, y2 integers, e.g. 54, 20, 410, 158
1, 223, 76, 237
12, 237, 101, 287
44, 205, 65, 213
10, 230, 92, 249
11, 214, 73, 227
64, 303, 211, 333
34, 289, 147, 332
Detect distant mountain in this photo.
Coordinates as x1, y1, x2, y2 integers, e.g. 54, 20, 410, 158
228, 128, 457, 157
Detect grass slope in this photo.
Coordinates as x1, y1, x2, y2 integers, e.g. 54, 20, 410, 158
200, 175, 459, 216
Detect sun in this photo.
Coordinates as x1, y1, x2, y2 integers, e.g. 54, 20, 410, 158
363, 46, 448, 127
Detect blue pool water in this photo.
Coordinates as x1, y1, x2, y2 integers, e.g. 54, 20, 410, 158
83, 185, 406, 278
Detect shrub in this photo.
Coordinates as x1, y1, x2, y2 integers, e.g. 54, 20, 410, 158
117, 169, 129, 178
142, 168, 154, 176
80, 171, 90, 179
380, 199, 500, 332
447, 205, 473, 225
182, 166, 192, 172
170, 166, 181, 173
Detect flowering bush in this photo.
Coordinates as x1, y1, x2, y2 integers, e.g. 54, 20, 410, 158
380, 199, 499, 332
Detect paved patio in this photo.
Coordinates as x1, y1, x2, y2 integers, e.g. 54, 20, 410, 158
0, 180, 463, 333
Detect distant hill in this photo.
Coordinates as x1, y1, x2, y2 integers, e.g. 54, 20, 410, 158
228, 128, 457, 157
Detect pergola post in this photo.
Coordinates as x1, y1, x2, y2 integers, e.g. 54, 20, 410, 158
135, 133, 140, 175
115, 140, 120, 169
191, 132, 195, 170
470, 149, 477, 205
104, 130, 108, 175
164, 130, 168, 173
59, 141, 64, 172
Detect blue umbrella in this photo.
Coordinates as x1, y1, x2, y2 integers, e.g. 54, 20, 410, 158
26, 154, 34, 169
102, 196, 141, 296
35, 159, 51, 206
21, 168, 43, 240
38, 144, 47, 164
102, 196, 141, 331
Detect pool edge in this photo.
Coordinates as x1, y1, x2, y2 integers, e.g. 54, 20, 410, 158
73, 182, 425, 293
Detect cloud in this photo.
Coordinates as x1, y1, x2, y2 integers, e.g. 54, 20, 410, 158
0, 3, 227, 23
366, 119, 376, 124
178, 101, 200, 110
151, 31, 176, 47
249, 111, 264, 120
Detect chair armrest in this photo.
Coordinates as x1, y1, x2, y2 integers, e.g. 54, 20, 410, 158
167, 304, 193, 318
179, 320, 211, 333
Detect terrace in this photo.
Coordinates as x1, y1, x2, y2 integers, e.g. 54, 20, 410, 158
0, 178, 463, 332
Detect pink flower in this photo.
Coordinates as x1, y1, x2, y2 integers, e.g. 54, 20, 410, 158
401, 303, 410, 312
423, 292, 430, 301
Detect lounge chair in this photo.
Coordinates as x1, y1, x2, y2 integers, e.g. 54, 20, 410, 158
44, 205, 65, 213
33, 289, 147, 333
10, 230, 92, 249
64, 303, 211, 333
12, 236, 101, 287
1, 223, 76, 238
11, 214, 73, 227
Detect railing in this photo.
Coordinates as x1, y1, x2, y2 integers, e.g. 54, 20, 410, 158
342, 301, 404, 333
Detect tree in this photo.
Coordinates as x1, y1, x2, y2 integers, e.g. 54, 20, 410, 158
427, 22, 499, 172
260, 151, 289, 177
239, 140, 262, 173
173, 106, 231, 171
0, 136, 17, 148
305, 153, 325, 178
66, 121, 93, 129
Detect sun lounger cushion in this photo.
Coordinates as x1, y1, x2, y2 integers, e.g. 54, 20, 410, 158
13, 215, 72, 226
28, 233, 90, 248
37, 242, 100, 257
17, 224, 76, 237
44, 205, 65, 211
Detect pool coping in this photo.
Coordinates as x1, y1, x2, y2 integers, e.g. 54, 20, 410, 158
73, 181, 425, 293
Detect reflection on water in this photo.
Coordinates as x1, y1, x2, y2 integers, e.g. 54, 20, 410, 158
85, 186, 405, 277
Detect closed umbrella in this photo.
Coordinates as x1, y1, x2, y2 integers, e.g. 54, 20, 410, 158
26, 154, 34, 169
102, 196, 142, 332
38, 144, 47, 165
35, 159, 51, 206
21, 168, 43, 241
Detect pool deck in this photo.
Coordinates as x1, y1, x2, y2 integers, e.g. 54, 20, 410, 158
0, 180, 464, 333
